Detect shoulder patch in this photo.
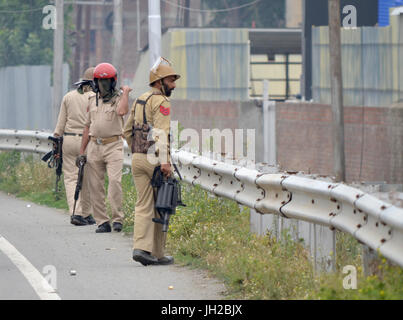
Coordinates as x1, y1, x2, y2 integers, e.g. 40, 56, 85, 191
159, 105, 170, 116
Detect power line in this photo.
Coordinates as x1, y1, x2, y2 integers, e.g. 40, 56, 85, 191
0, 0, 263, 14
161, 0, 262, 13
0, 7, 44, 14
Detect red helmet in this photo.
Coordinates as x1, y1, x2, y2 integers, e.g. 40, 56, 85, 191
93, 63, 117, 81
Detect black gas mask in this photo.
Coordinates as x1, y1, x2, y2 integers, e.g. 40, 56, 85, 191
94, 78, 117, 105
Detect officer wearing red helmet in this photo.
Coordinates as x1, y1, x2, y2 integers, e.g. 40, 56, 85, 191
79, 62, 132, 233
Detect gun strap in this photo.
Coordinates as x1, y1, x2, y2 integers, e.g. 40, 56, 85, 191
169, 152, 182, 181
133, 93, 155, 125
172, 162, 182, 181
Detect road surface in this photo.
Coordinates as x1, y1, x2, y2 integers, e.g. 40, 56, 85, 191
0, 192, 225, 300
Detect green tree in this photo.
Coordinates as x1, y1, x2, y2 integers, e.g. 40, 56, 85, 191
0, 0, 72, 67
203, 0, 285, 28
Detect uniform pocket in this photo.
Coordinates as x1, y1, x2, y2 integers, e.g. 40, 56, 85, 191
89, 109, 97, 123
105, 106, 115, 121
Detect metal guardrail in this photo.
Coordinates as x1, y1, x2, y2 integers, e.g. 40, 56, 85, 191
0, 129, 133, 168
1, 129, 403, 268
172, 152, 403, 268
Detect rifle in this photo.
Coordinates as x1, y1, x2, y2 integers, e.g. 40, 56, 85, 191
41, 136, 63, 199
72, 157, 86, 217
151, 165, 185, 232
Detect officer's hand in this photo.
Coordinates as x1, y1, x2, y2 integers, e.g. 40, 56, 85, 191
160, 163, 172, 177
76, 155, 87, 168
120, 86, 132, 93
51, 138, 60, 159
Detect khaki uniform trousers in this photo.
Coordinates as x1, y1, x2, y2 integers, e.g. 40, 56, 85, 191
62, 135, 91, 217
87, 138, 124, 226
132, 153, 166, 259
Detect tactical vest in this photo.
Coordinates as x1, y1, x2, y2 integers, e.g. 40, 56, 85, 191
131, 93, 155, 154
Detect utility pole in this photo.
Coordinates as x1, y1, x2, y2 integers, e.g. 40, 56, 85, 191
73, 3, 82, 83
184, 0, 190, 27
301, 0, 306, 100
136, 0, 141, 51
113, 0, 123, 85
148, 0, 161, 68
95, 2, 104, 63
328, 0, 345, 182
52, 0, 64, 126
83, 4, 91, 69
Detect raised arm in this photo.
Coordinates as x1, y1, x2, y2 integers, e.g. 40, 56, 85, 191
116, 86, 132, 116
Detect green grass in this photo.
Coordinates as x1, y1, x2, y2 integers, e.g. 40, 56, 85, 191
1, 150, 403, 299
0, 151, 68, 209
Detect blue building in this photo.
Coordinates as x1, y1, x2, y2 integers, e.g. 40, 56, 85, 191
379, 0, 403, 26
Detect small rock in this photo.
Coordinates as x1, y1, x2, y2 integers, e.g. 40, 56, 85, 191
26, 204, 31, 208
168, 286, 174, 290
70, 270, 77, 276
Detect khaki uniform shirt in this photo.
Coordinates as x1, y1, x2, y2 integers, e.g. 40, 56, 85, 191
123, 88, 171, 163
86, 92, 124, 138
54, 89, 92, 136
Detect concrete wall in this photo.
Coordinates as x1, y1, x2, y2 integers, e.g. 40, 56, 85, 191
171, 99, 403, 184
276, 102, 403, 183
171, 99, 264, 163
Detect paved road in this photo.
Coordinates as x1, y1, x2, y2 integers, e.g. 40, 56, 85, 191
0, 192, 225, 300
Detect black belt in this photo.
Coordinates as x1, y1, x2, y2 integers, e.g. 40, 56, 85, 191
64, 132, 83, 137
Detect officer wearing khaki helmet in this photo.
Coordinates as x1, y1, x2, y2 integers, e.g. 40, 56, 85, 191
123, 57, 180, 266
53, 67, 96, 226
79, 62, 131, 233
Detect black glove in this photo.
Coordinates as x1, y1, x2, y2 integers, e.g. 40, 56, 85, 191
76, 155, 87, 167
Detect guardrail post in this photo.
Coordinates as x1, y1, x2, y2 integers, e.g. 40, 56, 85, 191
331, 229, 336, 272
362, 245, 381, 277
262, 80, 276, 166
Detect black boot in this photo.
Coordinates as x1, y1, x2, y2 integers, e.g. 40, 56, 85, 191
85, 215, 96, 225
156, 256, 174, 265
113, 222, 122, 232
132, 249, 158, 266
70, 215, 88, 226
95, 222, 111, 233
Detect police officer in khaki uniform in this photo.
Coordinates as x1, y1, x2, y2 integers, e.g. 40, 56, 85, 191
79, 62, 131, 233
123, 57, 180, 265
54, 67, 95, 226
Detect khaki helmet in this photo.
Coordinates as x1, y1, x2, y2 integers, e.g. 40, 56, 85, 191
149, 57, 180, 85
82, 67, 95, 81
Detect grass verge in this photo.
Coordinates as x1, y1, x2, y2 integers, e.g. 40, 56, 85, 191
1, 150, 403, 299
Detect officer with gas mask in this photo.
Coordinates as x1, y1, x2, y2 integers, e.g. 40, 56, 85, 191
79, 62, 131, 233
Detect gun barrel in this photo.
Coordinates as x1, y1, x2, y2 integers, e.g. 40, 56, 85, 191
41, 151, 52, 162
162, 213, 170, 232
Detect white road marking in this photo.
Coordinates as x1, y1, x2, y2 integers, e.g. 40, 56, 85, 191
0, 235, 61, 300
